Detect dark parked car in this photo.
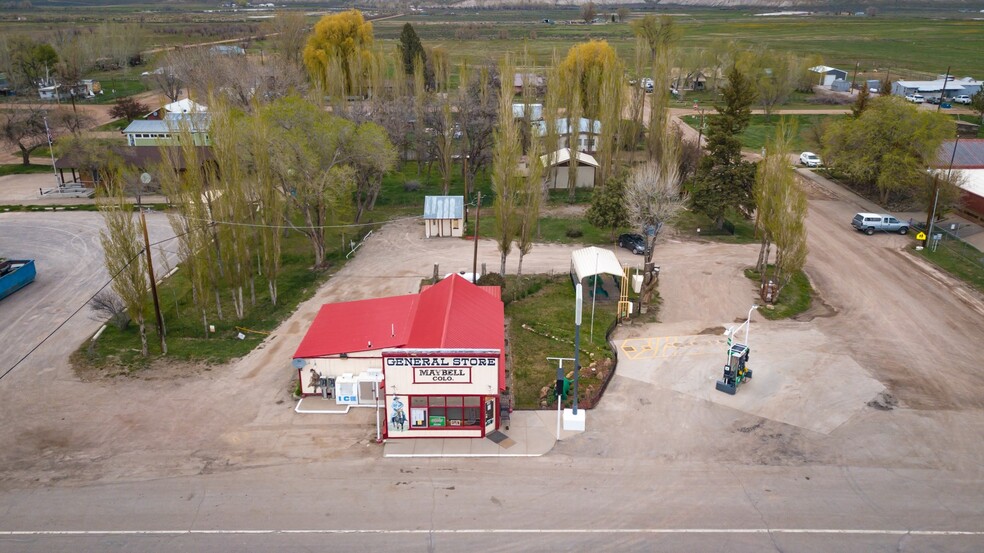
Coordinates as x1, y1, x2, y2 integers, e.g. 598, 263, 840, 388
617, 233, 646, 254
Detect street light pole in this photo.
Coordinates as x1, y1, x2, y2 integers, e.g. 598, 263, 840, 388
743, 305, 759, 348
572, 283, 583, 415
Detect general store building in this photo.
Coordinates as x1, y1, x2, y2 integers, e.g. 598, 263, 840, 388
292, 274, 505, 439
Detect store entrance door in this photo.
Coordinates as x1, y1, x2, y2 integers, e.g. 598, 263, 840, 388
484, 397, 496, 436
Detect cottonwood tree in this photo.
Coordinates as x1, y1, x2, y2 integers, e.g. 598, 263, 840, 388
265, 11, 309, 67
630, 15, 678, 160
822, 96, 954, 204
491, 54, 522, 276
736, 49, 804, 118
158, 127, 225, 329
1, 106, 52, 165
261, 96, 391, 268
690, 66, 758, 229
170, 47, 306, 111
755, 119, 808, 302
97, 175, 152, 356
7, 37, 58, 91
303, 9, 374, 97
625, 134, 686, 312
350, 120, 397, 222
515, 62, 544, 280
243, 110, 286, 306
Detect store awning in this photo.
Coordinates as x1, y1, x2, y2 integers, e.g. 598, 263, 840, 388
570, 246, 623, 283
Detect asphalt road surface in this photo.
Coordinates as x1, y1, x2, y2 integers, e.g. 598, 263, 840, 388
0, 173, 983, 552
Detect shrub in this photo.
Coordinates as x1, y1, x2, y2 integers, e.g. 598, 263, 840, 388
476, 272, 506, 288
404, 180, 421, 192
565, 226, 583, 238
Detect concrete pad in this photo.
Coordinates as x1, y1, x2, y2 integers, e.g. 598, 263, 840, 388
617, 324, 885, 435
381, 411, 564, 457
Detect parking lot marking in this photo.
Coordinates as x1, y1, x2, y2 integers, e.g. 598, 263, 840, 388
620, 335, 725, 360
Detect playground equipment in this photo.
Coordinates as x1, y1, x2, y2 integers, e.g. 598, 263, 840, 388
715, 343, 752, 395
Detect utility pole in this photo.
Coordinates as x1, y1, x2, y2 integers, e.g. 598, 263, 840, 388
471, 191, 481, 284
938, 65, 951, 112
141, 210, 167, 355
850, 61, 860, 95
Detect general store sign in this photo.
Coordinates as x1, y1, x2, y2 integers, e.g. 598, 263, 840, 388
384, 355, 497, 384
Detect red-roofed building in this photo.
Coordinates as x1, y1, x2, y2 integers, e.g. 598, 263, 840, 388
293, 275, 506, 438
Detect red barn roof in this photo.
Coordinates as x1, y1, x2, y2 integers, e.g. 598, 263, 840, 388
293, 275, 506, 389
292, 295, 418, 358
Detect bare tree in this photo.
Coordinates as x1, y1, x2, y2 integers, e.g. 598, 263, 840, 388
625, 133, 686, 312
265, 11, 309, 67
89, 290, 131, 330
146, 64, 183, 104
0, 105, 54, 165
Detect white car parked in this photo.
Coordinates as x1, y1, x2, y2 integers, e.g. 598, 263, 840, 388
905, 94, 925, 104
953, 95, 972, 105
799, 152, 822, 167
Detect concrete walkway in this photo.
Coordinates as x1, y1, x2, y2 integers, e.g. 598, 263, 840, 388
294, 397, 581, 457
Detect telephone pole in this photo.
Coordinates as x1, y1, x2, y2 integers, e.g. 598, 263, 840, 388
141, 210, 167, 354
471, 191, 481, 284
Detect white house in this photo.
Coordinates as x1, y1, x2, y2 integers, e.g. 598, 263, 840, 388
540, 148, 598, 189
892, 76, 982, 100
533, 117, 602, 153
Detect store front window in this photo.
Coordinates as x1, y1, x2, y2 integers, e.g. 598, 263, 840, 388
409, 395, 484, 429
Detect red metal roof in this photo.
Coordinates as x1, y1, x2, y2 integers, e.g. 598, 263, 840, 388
292, 295, 418, 358
293, 275, 506, 389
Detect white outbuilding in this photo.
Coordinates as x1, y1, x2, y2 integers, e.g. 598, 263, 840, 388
423, 195, 465, 238
541, 148, 599, 189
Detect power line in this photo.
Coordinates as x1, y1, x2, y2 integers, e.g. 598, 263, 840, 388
0, 231, 188, 383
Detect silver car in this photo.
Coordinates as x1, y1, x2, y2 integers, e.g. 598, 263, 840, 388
852, 213, 909, 235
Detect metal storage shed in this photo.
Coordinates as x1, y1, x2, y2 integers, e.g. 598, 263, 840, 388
423, 195, 465, 238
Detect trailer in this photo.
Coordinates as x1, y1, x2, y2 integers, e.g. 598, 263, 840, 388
0, 259, 36, 301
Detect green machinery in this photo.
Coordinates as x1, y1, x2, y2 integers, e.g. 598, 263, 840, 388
715, 343, 752, 395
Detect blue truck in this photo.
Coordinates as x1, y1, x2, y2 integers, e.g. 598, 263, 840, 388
0, 259, 36, 301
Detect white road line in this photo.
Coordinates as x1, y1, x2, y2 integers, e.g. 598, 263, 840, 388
1, 529, 982, 536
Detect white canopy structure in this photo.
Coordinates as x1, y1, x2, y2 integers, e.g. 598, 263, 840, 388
570, 246, 624, 283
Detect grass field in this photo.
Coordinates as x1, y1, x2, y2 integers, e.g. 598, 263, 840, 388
505, 274, 618, 409
73, 225, 347, 374
683, 113, 847, 152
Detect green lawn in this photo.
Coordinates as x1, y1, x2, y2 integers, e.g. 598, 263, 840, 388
468, 214, 616, 247
95, 118, 131, 132
743, 267, 813, 320
0, 164, 53, 177
672, 208, 758, 244
915, 240, 984, 293
73, 225, 350, 375
682, 113, 844, 152
505, 274, 619, 409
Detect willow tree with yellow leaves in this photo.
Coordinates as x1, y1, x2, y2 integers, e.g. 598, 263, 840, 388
303, 9, 375, 99
557, 40, 624, 193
